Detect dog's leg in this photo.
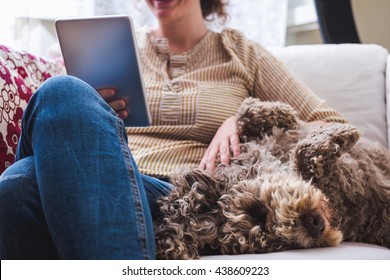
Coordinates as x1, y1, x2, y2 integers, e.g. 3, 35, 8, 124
291, 123, 361, 229
292, 123, 360, 181
155, 169, 224, 259
236, 98, 301, 142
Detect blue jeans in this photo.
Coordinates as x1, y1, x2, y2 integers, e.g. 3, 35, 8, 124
0, 76, 172, 259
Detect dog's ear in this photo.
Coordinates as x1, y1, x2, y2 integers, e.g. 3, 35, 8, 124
245, 201, 268, 230
169, 167, 224, 212
219, 180, 268, 230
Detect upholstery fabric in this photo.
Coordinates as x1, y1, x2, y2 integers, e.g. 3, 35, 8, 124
0, 45, 65, 173
202, 242, 390, 260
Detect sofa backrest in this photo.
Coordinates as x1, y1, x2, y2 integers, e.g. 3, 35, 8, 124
270, 44, 389, 149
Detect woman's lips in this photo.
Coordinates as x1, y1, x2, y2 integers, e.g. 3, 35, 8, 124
154, 0, 175, 8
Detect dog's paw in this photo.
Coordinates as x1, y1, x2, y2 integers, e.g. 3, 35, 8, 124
236, 98, 301, 142
293, 123, 360, 179
302, 123, 359, 156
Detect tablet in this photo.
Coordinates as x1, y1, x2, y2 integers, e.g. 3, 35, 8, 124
55, 15, 151, 127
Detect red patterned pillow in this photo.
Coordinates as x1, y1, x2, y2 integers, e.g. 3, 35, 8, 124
0, 44, 65, 173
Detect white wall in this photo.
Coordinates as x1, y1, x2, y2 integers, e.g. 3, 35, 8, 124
1, 0, 290, 55
0, 0, 93, 54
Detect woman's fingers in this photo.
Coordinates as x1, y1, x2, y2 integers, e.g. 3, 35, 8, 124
230, 133, 241, 157
108, 99, 128, 119
115, 108, 129, 119
97, 88, 128, 119
199, 116, 241, 171
97, 88, 115, 100
108, 99, 126, 111
219, 138, 231, 166
199, 146, 217, 171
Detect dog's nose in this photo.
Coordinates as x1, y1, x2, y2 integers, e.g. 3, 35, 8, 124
302, 214, 325, 238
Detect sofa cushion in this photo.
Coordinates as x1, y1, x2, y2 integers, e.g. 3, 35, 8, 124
0, 44, 65, 174
270, 44, 389, 149
201, 242, 390, 260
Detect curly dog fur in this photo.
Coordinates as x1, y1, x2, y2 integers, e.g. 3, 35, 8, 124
154, 98, 390, 259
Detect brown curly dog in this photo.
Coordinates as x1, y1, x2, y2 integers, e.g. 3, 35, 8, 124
154, 98, 390, 259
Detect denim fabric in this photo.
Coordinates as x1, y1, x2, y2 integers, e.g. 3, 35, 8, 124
0, 76, 172, 259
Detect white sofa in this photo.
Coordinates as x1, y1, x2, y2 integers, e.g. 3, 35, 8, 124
203, 44, 390, 260
1, 43, 389, 260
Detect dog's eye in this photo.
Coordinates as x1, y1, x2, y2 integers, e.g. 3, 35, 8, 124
247, 203, 268, 229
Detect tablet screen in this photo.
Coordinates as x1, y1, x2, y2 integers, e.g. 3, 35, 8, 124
55, 15, 151, 127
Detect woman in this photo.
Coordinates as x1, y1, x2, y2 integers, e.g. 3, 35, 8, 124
0, 0, 346, 259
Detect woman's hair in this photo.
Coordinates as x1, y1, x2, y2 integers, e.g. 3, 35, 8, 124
200, 0, 229, 24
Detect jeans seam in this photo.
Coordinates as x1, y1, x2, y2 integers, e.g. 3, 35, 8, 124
116, 117, 149, 259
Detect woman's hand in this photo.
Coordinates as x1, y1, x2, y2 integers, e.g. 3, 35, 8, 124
199, 116, 241, 171
97, 89, 128, 119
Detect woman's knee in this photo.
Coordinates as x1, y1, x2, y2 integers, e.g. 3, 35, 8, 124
33, 75, 102, 107
24, 75, 113, 130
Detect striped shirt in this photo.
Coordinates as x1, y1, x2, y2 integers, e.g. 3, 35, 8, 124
126, 28, 346, 178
